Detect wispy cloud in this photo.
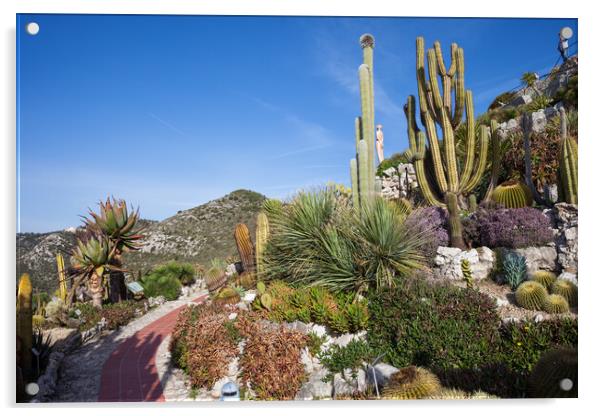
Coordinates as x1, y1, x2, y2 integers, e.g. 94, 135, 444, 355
253, 97, 337, 159
148, 112, 190, 139
313, 30, 403, 118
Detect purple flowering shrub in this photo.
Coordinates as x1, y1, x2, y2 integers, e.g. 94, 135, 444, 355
406, 206, 449, 261
464, 207, 554, 248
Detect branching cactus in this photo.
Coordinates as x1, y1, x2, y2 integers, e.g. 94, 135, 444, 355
405, 37, 494, 248
16, 274, 33, 374
234, 223, 255, 272
350, 34, 377, 209
558, 107, 578, 204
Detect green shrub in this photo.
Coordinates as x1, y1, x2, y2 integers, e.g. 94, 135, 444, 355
148, 261, 196, 286
488, 91, 516, 111
318, 339, 373, 382
140, 270, 182, 300
524, 95, 552, 113
367, 279, 500, 371
72, 302, 101, 331
376, 151, 412, 176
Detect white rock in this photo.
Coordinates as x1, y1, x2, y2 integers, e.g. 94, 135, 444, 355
513, 246, 558, 273
300, 347, 314, 373
333, 368, 367, 397
534, 314, 545, 323
558, 272, 578, 286
228, 312, 238, 320
433, 246, 493, 280
308, 324, 327, 338
331, 331, 367, 348
295, 367, 332, 400
496, 297, 509, 308
225, 263, 237, 277
365, 363, 399, 387
243, 292, 256, 303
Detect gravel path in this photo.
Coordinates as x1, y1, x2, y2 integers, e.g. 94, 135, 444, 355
53, 290, 208, 402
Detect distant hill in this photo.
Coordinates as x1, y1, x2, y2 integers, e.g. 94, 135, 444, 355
16, 189, 266, 293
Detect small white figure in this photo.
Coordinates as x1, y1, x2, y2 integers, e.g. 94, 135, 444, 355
376, 124, 385, 164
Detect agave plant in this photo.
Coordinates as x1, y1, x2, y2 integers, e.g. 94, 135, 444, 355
84, 197, 144, 302
84, 197, 143, 251
69, 231, 121, 308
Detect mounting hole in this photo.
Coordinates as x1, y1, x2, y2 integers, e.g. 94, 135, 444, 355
559, 378, 573, 391
25, 382, 39, 395
26, 22, 40, 36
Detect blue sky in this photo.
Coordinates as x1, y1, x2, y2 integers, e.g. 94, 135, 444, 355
16, 14, 577, 232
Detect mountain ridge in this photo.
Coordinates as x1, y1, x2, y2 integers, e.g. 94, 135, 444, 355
16, 189, 266, 293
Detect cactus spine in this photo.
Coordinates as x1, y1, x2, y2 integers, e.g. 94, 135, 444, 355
56, 253, 68, 303
406, 37, 493, 249
558, 107, 578, 204
351, 34, 377, 209
255, 212, 269, 277
16, 274, 33, 374
234, 223, 255, 273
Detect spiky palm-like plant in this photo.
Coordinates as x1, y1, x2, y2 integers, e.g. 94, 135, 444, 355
70, 231, 119, 308
84, 198, 144, 302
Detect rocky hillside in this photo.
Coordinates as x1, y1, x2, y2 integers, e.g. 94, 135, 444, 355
16, 189, 266, 293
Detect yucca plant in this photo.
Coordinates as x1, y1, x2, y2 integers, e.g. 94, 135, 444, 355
84, 197, 144, 302
263, 188, 427, 295
69, 231, 120, 308
353, 198, 426, 291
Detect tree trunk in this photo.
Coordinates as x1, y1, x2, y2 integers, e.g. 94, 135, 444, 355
90, 271, 103, 309
445, 192, 466, 250
109, 271, 127, 303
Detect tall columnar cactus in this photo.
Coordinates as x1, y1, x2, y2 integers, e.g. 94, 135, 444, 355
405, 37, 493, 248
558, 107, 578, 204
16, 273, 33, 374
56, 253, 68, 303
350, 34, 377, 209
234, 223, 255, 272
255, 212, 269, 277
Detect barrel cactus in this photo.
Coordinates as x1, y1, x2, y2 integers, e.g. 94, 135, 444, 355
515, 281, 547, 311
528, 347, 577, 398
531, 270, 557, 290
382, 366, 442, 400
426, 388, 469, 400
551, 279, 578, 307
543, 294, 570, 314
213, 287, 240, 306
491, 180, 533, 208
205, 265, 227, 294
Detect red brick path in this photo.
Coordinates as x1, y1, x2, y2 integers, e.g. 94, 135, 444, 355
98, 296, 206, 402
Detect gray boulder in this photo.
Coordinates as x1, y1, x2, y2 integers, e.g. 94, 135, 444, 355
433, 246, 495, 280
365, 363, 399, 388
333, 368, 367, 397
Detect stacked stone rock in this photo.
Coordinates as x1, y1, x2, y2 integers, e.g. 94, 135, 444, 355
552, 203, 578, 284
379, 163, 419, 201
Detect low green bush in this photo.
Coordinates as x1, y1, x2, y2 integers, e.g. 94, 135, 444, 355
376, 151, 411, 176
318, 339, 374, 382
141, 269, 182, 300
366, 278, 578, 397
149, 261, 196, 286
367, 279, 500, 372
